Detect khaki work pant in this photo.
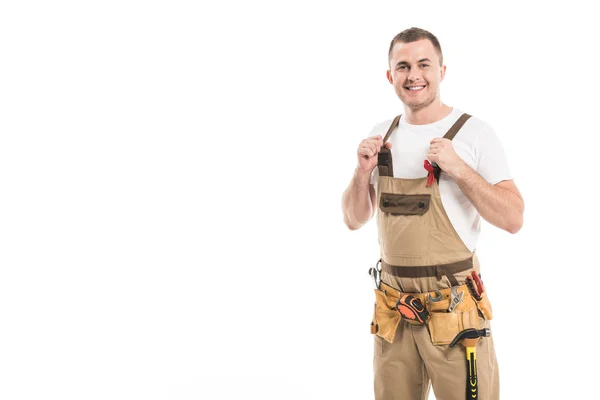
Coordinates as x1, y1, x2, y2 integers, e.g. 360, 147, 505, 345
374, 318, 499, 400
374, 272, 500, 400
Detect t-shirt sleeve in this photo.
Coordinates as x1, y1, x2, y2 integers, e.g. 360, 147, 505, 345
475, 124, 513, 185
370, 166, 379, 186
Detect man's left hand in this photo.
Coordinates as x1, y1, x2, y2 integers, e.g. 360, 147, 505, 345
428, 138, 467, 179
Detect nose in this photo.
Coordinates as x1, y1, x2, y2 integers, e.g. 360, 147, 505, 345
407, 70, 421, 82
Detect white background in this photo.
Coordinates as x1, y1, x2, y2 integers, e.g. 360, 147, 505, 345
1, 1, 598, 399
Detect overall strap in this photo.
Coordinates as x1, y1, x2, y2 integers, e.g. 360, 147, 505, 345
377, 115, 402, 177
443, 113, 471, 141
433, 113, 472, 183
382, 115, 402, 143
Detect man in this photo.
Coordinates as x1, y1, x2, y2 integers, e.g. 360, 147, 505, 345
341, 27, 524, 400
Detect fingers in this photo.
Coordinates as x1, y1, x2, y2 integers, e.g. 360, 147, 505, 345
365, 135, 392, 150
430, 138, 448, 150
358, 136, 383, 157
357, 135, 392, 159
358, 145, 377, 157
358, 142, 378, 157
427, 151, 438, 163
369, 135, 384, 150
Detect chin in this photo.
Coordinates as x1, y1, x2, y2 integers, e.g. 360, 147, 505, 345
403, 101, 428, 111
403, 96, 436, 111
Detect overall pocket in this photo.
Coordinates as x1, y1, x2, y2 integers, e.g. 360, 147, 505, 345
378, 193, 432, 259
379, 193, 431, 215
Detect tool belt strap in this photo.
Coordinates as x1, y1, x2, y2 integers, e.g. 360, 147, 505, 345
381, 257, 473, 286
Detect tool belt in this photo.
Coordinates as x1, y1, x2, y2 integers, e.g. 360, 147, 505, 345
371, 281, 493, 345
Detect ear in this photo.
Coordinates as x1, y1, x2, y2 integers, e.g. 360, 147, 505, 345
439, 65, 447, 82
386, 69, 393, 84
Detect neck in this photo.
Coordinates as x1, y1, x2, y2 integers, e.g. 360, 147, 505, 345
403, 101, 452, 125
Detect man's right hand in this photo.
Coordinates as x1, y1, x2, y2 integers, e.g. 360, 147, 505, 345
357, 135, 392, 172
343, 135, 392, 229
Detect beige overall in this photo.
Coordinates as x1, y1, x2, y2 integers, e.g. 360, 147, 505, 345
371, 114, 500, 400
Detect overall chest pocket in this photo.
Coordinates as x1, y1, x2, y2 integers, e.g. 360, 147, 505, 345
379, 193, 431, 215
378, 193, 432, 259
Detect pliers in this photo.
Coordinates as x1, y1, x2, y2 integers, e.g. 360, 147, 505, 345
466, 271, 485, 300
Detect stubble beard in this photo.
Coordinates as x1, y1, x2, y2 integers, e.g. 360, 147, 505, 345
399, 87, 438, 112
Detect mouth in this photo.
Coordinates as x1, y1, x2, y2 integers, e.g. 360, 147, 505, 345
404, 84, 426, 94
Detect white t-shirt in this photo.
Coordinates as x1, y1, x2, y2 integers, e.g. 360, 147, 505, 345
369, 107, 512, 252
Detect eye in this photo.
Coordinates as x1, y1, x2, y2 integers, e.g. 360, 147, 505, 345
420, 63, 430, 68
397, 65, 408, 71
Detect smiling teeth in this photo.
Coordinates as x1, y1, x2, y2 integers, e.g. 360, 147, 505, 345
407, 86, 425, 91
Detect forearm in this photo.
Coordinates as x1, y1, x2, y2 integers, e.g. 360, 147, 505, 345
342, 167, 373, 230
451, 161, 524, 233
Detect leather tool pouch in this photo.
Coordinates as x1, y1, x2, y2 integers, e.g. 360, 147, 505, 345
371, 289, 401, 344
426, 287, 491, 346
474, 292, 493, 320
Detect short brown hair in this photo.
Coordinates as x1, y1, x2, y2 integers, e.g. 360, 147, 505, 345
388, 27, 443, 66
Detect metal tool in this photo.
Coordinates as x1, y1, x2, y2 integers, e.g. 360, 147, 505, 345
465, 277, 481, 301
428, 290, 443, 302
368, 259, 382, 290
471, 271, 485, 295
447, 286, 464, 312
449, 328, 491, 400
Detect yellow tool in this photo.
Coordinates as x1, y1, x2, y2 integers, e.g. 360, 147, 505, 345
449, 328, 491, 400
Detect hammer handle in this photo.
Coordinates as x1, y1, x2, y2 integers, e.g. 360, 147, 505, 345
466, 346, 478, 400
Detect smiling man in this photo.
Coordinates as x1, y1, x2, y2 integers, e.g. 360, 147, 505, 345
341, 28, 524, 400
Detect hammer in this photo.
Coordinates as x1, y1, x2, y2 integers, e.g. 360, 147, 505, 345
449, 328, 491, 400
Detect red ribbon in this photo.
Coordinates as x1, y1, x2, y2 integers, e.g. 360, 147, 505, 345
423, 160, 435, 187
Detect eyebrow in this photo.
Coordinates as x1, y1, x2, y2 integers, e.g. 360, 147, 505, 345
395, 58, 432, 67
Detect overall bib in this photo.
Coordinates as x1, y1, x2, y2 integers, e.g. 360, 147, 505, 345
370, 114, 500, 400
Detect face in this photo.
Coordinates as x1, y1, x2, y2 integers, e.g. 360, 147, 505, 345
386, 39, 446, 111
